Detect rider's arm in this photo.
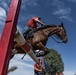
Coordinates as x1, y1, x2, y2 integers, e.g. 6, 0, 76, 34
34, 18, 45, 26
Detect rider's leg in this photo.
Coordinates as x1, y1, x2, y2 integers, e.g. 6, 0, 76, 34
27, 26, 34, 38
22, 26, 28, 39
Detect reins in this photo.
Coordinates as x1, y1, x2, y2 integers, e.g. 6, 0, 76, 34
51, 36, 63, 43
51, 27, 64, 43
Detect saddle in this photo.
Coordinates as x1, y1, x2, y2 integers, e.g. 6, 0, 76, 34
23, 25, 45, 39
23, 28, 34, 39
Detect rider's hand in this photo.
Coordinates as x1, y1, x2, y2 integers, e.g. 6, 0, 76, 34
41, 24, 45, 27
43, 24, 46, 25
41, 23, 45, 26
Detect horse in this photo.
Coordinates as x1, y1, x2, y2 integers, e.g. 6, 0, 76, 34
12, 23, 68, 58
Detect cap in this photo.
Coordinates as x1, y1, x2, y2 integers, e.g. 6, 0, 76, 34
38, 17, 41, 20
33, 16, 41, 20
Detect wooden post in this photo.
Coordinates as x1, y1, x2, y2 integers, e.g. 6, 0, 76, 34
0, 0, 21, 75
42, 57, 44, 75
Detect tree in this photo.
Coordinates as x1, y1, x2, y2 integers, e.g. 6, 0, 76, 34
44, 49, 64, 75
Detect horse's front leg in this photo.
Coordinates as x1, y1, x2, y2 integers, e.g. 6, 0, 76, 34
37, 42, 47, 51
36, 42, 50, 56
36, 42, 50, 57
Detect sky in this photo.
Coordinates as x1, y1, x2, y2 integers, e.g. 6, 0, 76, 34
0, 0, 76, 75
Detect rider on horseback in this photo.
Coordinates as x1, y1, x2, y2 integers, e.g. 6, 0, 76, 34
23, 16, 45, 39
27, 16, 45, 29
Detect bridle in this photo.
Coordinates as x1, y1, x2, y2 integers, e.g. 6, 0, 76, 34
37, 25, 67, 43
51, 35, 63, 43
51, 26, 66, 43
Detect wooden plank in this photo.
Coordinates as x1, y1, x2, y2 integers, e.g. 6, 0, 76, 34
0, 0, 21, 75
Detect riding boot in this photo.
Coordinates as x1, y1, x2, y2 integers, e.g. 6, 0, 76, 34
23, 30, 29, 39
23, 30, 31, 39
26, 27, 33, 39
29, 30, 33, 38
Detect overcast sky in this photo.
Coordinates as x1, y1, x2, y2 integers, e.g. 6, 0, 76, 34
0, 0, 76, 75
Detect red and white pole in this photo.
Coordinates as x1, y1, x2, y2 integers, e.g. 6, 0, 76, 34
14, 30, 42, 67
0, 0, 43, 75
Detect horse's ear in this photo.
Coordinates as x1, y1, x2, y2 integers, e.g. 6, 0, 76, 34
61, 23, 64, 27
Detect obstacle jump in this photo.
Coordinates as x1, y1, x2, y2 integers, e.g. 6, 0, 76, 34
0, 0, 68, 75
0, 0, 44, 75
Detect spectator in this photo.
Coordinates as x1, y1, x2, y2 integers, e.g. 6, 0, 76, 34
34, 58, 43, 75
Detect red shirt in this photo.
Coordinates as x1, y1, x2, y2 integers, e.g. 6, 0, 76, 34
34, 63, 41, 72
27, 18, 38, 28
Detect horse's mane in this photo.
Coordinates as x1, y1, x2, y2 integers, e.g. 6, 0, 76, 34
36, 25, 57, 31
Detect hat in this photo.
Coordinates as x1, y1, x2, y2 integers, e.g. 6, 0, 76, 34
33, 16, 41, 20
38, 17, 41, 20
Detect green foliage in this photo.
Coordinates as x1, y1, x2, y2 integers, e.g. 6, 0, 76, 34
44, 49, 64, 75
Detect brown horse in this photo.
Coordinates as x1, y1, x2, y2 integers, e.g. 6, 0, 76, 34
12, 23, 68, 57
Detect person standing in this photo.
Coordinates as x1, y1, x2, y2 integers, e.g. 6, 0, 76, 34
34, 58, 44, 75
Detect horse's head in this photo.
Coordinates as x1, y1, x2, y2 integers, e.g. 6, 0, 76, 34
36, 23, 68, 43
56, 23, 68, 43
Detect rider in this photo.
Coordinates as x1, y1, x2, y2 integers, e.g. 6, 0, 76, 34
26, 16, 45, 38
27, 16, 45, 29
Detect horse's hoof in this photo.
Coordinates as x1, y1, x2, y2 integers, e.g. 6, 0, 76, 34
36, 53, 44, 57
44, 50, 50, 55
46, 49, 50, 53
36, 53, 41, 57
